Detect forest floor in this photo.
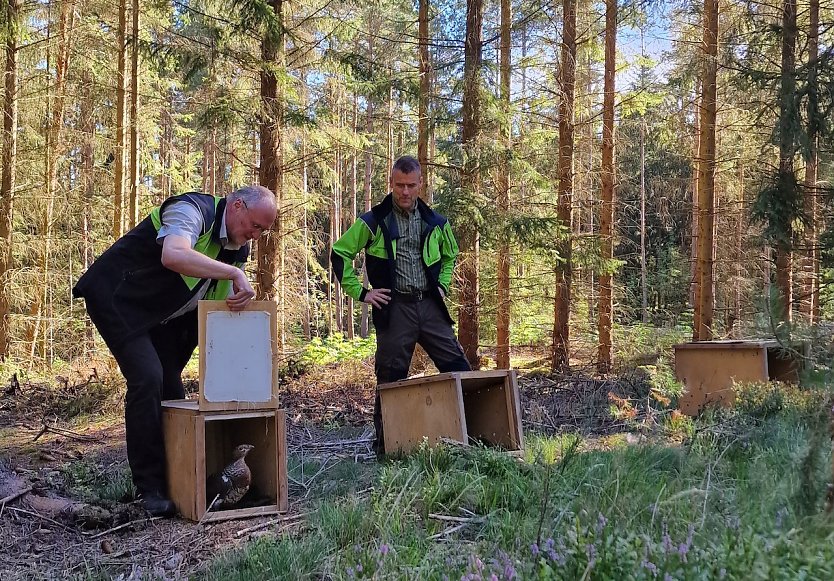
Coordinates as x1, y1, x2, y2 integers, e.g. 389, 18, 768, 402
0, 355, 666, 580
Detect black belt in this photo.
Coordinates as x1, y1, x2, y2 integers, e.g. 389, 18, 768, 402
394, 289, 427, 302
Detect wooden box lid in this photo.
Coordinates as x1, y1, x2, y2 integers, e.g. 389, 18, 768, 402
197, 300, 279, 411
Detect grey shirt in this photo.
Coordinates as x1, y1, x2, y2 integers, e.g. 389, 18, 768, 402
157, 201, 239, 320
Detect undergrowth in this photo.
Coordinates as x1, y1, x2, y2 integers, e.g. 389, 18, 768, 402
201, 382, 834, 580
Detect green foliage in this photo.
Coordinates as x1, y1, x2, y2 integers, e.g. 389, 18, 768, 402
299, 334, 376, 367
60, 460, 133, 503
751, 169, 805, 248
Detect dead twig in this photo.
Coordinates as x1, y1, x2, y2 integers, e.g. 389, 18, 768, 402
234, 512, 306, 537
4, 505, 78, 533
427, 513, 484, 524
428, 522, 469, 540
85, 516, 164, 540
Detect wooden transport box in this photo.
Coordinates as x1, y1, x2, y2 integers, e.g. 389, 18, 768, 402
675, 340, 805, 416
197, 300, 280, 412
161, 400, 288, 522
379, 370, 524, 454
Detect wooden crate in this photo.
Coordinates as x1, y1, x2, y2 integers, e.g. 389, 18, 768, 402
197, 300, 280, 412
379, 370, 523, 454
675, 340, 805, 416
161, 399, 288, 522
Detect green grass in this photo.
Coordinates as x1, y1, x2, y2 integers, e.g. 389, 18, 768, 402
199, 384, 834, 580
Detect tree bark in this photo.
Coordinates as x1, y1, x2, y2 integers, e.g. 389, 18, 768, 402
495, 0, 511, 370
128, 0, 139, 228
552, 0, 575, 371
458, 0, 483, 369
113, 0, 127, 239
694, 0, 717, 341
597, 0, 616, 373
257, 0, 285, 350
0, 0, 22, 359
418, 0, 430, 200
801, 0, 818, 323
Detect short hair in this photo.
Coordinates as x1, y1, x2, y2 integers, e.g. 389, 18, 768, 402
392, 155, 421, 175
229, 185, 275, 207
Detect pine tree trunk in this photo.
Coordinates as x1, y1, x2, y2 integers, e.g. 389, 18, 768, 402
597, 0, 616, 374
640, 120, 648, 324
418, 0, 430, 201
495, 0, 511, 370
0, 0, 22, 360
774, 0, 796, 325
458, 0, 483, 369
801, 0, 818, 323
80, 69, 96, 350
113, 0, 127, 239
257, 0, 285, 350
552, 0, 575, 371
694, 0, 717, 341
128, 0, 139, 228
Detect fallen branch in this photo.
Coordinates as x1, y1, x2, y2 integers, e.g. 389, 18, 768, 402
428, 513, 483, 524
428, 522, 469, 540
234, 513, 306, 537
85, 516, 164, 540
0, 486, 33, 508
4, 505, 78, 533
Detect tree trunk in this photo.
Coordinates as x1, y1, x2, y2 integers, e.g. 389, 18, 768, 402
80, 69, 96, 350
113, 0, 127, 239
458, 0, 483, 369
552, 0, 575, 371
640, 119, 648, 324
774, 0, 796, 325
691, 83, 701, 339
495, 0, 511, 370
801, 0, 818, 323
418, 0, 430, 200
0, 0, 22, 359
257, 0, 285, 350
694, 0, 717, 341
128, 0, 139, 228
597, 0, 616, 374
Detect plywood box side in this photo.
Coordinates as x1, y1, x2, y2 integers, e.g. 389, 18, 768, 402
276, 410, 288, 512
163, 409, 200, 520
676, 348, 768, 416
380, 378, 467, 453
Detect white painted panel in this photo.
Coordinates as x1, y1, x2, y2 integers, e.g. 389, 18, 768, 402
203, 310, 272, 402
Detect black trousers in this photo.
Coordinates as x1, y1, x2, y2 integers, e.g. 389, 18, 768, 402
87, 308, 198, 494
373, 296, 470, 453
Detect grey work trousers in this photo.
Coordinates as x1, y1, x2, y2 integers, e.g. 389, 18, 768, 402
373, 295, 470, 453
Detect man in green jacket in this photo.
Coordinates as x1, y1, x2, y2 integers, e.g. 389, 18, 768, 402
331, 156, 470, 455
73, 186, 277, 516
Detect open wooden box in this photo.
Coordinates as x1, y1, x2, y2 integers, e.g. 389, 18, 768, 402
379, 370, 524, 454
162, 401, 288, 521
162, 300, 287, 521
675, 339, 806, 416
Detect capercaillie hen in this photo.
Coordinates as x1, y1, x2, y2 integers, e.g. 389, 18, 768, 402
206, 444, 254, 509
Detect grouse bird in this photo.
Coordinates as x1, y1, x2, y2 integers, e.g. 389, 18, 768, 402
206, 444, 254, 509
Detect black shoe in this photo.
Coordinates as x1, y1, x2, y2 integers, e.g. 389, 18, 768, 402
137, 490, 177, 517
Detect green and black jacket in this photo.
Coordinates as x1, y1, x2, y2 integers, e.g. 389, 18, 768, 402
72, 193, 249, 346
331, 193, 459, 329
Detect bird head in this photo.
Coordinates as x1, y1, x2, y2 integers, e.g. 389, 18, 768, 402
232, 444, 255, 459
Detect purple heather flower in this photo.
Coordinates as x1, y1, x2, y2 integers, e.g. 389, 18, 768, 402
544, 538, 555, 551
662, 523, 673, 553
641, 560, 659, 578
597, 513, 608, 533
355, 563, 363, 573
530, 543, 540, 556
719, 568, 727, 579
346, 567, 355, 578
379, 543, 390, 556
664, 574, 674, 581
586, 544, 597, 567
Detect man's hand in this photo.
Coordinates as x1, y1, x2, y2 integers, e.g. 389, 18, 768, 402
226, 269, 256, 311
438, 286, 446, 299
363, 288, 391, 308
